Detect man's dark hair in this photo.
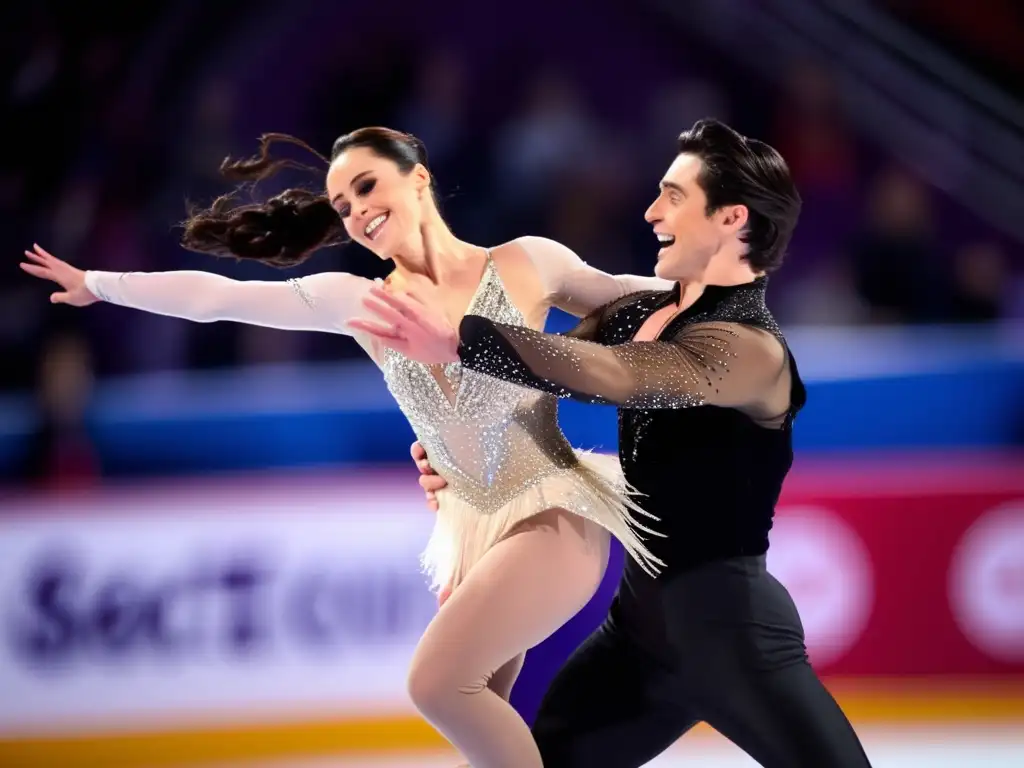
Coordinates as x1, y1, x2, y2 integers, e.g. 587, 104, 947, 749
678, 118, 802, 272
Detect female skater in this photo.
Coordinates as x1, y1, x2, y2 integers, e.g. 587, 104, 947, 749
21, 127, 669, 768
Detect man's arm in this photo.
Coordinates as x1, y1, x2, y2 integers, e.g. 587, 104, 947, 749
457, 316, 788, 412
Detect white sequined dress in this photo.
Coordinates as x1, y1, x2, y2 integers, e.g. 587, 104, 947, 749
84, 237, 671, 591
380, 255, 664, 590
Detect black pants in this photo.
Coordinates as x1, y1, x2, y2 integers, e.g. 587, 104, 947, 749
532, 556, 872, 767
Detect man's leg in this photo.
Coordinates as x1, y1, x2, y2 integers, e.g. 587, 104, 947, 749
533, 616, 698, 768
701, 656, 872, 768
670, 560, 872, 768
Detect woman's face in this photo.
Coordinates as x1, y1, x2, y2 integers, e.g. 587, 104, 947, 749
326, 146, 429, 259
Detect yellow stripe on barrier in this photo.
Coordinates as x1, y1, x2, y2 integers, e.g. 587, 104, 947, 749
828, 678, 1024, 723
2, 680, 1022, 768
0, 716, 447, 768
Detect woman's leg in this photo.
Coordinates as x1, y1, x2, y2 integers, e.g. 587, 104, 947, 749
407, 508, 609, 768
451, 655, 527, 768
488, 654, 526, 701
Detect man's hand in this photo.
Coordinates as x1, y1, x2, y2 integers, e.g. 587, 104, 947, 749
347, 222, 460, 364
411, 441, 447, 512
411, 441, 451, 607
347, 282, 460, 365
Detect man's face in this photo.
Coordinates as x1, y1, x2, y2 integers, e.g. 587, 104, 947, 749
644, 153, 746, 281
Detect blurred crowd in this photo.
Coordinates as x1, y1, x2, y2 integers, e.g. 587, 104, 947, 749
2, 4, 1023, 486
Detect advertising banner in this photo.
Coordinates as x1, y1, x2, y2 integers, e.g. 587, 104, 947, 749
0, 480, 436, 736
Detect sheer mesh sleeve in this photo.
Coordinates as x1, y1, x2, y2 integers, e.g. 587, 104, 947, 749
84, 270, 372, 334
516, 236, 673, 317
559, 304, 607, 342
457, 316, 787, 411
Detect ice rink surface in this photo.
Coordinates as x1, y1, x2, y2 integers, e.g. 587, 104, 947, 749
199, 724, 1024, 768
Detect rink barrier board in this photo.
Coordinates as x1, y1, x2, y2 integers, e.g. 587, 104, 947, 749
3, 679, 1023, 768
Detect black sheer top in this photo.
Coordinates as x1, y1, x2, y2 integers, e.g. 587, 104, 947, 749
456, 277, 807, 589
